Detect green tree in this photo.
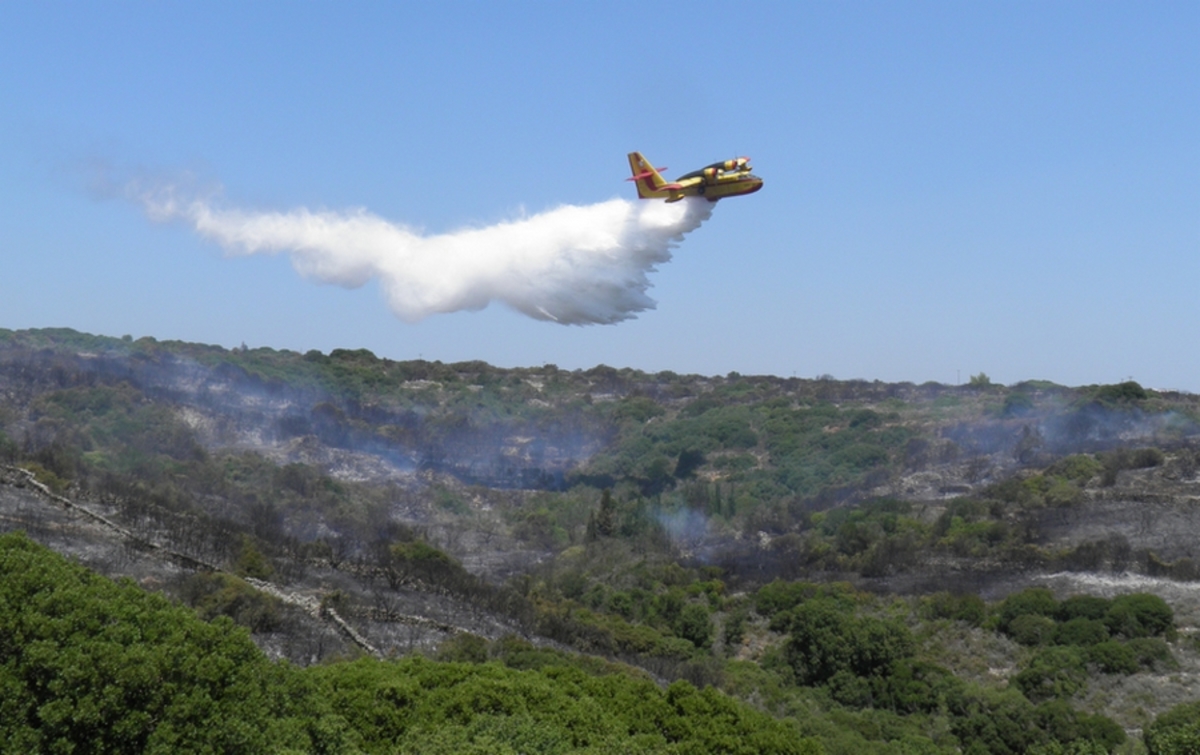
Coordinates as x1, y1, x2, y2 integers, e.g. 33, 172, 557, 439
675, 603, 713, 649
235, 535, 274, 579
596, 488, 617, 537
996, 588, 1059, 634
1014, 647, 1088, 701
784, 600, 913, 686
969, 372, 992, 387
0, 532, 350, 754
1105, 593, 1173, 638
1146, 701, 1200, 755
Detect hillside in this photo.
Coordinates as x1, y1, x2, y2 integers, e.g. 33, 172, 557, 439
3, 327, 1200, 753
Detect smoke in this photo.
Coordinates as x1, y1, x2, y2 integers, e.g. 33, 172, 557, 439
134, 184, 715, 325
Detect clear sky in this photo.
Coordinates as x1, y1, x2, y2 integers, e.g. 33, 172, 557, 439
1, 2, 1196, 388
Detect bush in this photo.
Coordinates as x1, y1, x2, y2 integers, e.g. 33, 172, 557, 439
1085, 641, 1138, 675
921, 592, 987, 626
826, 669, 873, 707
1099, 447, 1165, 485
234, 536, 274, 579
1033, 699, 1126, 752
1045, 455, 1103, 484
436, 633, 490, 663
996, 588, 1059, 633
179, 572, 283, 633
1014, 647, 1087, 701
1131, 447, 1166, 468
755, 580, 854, 619
0, 533, 339, 753
1093, 381, 1147, 404
874, 659, 965, 715
948, 688, 1045, 754
1009, 614, 1057, 646
785, 600, 914, 686
648, 635, 694, 660
1057, 595, 1111, 622
1127, 637, 1177, 671
1053, 618, 1109, 647
1145, 701, 1200, 755
1105, 593, 1173, 638
675, 603, 713, 649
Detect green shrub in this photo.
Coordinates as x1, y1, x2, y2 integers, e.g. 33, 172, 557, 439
826, 669, 873, 707
0, 533, 341, 753
1093, 381, 1147, 404
1009, 614, 1057, 646
179, 572, 283, 633
1099, 447, 1166, 485
873, 659, 965, 715
652, 636, 696, 660
1132, 447, 1166, 468
1127, 637, 1177, 671
1053, 618, 1108, 647
1085, 641, 1138, 675
1057, 595, 1111, 622
234, 536, 274, 579
1045, 455, 1103, 483
996, 588, 1059, 633
1014, 647, 1087, 701
1105, 593, 1173, 638
921, 592, 987, 626
436, 633, 490, 663
1033, 700, 1126, 752
755, 580, 853, 618
19, 461, 71, 494
784, 600, 914, 686
948, 688, 1044, 754
675, 603, 713, 649
607, 590, 635, 619
1045, 478, 1084, 507
1146, 701, 1200, 755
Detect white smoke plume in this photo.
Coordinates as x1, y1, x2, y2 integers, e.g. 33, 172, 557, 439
136, 186, 715, 325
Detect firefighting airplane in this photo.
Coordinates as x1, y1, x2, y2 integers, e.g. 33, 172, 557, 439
626, 151, 763, 202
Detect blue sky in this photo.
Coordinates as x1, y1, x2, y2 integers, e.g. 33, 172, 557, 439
1, 2, 1196, 388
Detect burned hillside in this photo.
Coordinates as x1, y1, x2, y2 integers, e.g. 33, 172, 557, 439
6, 328, 1200, 750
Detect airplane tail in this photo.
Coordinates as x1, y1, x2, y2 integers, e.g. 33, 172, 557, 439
626, 152, 669, 199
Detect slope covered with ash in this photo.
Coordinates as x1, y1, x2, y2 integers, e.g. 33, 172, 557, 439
2, 327, 1200, 594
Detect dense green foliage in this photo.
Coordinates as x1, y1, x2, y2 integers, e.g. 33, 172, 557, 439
0, 532, 349, 753
0, 532, 827, 754
312, 657, 815, 754
1146, 700, 1200, 755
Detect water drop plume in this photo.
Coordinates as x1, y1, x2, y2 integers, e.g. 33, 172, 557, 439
138, 186, 715, 325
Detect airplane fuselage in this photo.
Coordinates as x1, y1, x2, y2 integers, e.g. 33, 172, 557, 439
627, 153, 763, 203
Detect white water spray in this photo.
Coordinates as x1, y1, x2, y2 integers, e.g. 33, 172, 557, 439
137, 186, 714, 325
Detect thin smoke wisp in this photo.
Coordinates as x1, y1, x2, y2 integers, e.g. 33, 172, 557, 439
137, 186, 715, 325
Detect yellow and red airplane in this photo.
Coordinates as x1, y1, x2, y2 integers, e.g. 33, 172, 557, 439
627, 151, 763, 202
